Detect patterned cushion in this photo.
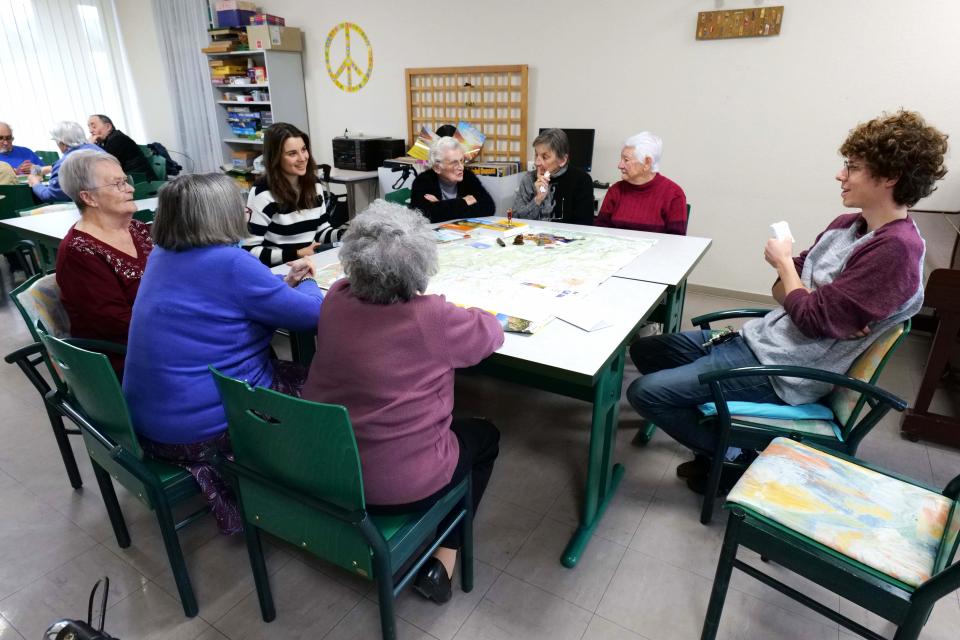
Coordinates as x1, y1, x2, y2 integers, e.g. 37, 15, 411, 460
14, 274, 70, 338
727, 437, 951, 588
829, 324, 904, 427
729, 416, 840, 439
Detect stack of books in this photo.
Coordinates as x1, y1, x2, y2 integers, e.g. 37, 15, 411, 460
202, 27, 248, 53
225, 106, 271, 139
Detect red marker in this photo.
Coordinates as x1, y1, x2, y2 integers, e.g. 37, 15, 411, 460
507, 208, 513, 224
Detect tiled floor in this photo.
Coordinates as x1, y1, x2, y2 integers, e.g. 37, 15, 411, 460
0, 287, 958, 639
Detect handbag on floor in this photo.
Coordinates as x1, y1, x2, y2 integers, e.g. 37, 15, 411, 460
44, 577, 118, 639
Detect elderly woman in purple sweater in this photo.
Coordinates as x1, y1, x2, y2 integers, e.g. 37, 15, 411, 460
302, 201, 504, 605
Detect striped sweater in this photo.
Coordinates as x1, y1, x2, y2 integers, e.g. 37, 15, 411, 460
243, 179, 347, 266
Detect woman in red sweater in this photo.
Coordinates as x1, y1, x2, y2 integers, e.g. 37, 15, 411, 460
302, 201, 504, 605
595, 131, 688, 234
55, 149, 153, 376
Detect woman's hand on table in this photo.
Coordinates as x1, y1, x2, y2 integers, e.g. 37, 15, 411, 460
296, 241, 322, 258
284, 256, 317, 287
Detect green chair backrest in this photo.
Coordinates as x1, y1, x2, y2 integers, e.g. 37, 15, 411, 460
211, 369, 376, 577
138, 144, 154, 159
830, 320, 910, 431
133, 180, 166, 200
35, 150, 60, 165
150, 155, 166, 181
384, 188, 411, 206
0, 184, 36, 217
0, 184, 39, 253
39, 331, 144, 460
133, 209, 155, 224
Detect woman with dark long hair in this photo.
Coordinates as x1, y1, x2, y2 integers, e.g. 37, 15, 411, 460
243, 122, 347, 266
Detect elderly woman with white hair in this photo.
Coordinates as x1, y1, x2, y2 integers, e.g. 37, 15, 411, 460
56, 149, 152, 376
28, 121, 102, 202
410, 136, 494, 222
123, 173, 322, 535
595, 132, 687, 234
302, 201, 503, 604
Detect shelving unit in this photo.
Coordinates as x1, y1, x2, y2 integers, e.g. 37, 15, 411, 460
205, 49, 308, 177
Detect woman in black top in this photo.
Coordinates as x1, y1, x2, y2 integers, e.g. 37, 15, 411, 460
410, 136, 495, 223
88, 114, 153, 177
512, 128, 594, 225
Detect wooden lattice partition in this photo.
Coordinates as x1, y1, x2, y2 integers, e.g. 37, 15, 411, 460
405, 65, 529, 166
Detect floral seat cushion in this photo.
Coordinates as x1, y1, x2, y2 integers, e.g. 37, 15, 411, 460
727, 437, 951, 588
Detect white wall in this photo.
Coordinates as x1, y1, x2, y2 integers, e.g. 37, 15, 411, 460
123, 0, 960, 294
113, 0, 177, 148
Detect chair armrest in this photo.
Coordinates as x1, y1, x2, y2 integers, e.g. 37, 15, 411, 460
4, 342, 44, 364
944, 474, 960, 499
691, 308, 771, 329
698, 364, 907, 412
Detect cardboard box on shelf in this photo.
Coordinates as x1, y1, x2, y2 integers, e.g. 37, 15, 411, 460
215, 1, 256, 28
246, 25, 303, 52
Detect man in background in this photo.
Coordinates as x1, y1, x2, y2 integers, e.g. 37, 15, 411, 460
0, 122, 42, 174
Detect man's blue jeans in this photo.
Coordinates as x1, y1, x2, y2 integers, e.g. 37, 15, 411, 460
627, 331, 781, 455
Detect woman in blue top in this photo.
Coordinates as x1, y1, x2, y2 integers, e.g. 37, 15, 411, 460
28, 121, 101, 202
123, 173, 323, 534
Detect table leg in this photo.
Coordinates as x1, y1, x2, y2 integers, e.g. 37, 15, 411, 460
345, 183, 358, 218
561, 347, 626, 568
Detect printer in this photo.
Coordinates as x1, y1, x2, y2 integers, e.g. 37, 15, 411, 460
332, 136, 406, 171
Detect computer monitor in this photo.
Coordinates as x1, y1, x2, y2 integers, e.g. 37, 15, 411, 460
538, 128, 595, 173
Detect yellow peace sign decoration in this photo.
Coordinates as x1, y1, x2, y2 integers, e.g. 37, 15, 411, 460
324, 22, 373, 93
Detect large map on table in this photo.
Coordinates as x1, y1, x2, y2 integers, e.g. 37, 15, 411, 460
316, 227, 656, 333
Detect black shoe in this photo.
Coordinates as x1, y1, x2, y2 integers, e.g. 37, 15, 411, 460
685, 465, 747, 496
676, 454, 710, 478
413, 557, 452, 604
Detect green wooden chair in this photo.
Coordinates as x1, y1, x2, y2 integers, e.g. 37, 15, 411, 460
384, 188, 411, 206
691, 311, 911, 524
701, 437, 960, 640
133, 209, 154, 224
150, 155, 167, 181
38, 331, 206, 617
132, 180, 166, 200
4, 273, 82, 487
211, 369, 475, 640
34, 150, 60, 166
0, 184, 42, 276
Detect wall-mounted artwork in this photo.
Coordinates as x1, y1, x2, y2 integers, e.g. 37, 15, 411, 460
696, 6, 784, 40
325, 22, 373, 92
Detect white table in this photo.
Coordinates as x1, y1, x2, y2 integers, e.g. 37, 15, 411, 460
0, 197, 159, 267
294, 229, 675, 567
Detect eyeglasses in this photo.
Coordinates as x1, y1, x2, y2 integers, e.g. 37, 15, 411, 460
87, 176, 133, 193
440, 158, 465, 169
842, 159, 864, 175
0, 136, 12, 142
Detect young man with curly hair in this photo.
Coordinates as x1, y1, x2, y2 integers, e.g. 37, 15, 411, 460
627, 110, 948, 493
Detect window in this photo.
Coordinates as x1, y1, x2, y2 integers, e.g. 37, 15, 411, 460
0, 0, 139, 152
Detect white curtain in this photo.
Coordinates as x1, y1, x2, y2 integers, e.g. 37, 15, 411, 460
0, 0, 138, 151
151, 0, 220, 172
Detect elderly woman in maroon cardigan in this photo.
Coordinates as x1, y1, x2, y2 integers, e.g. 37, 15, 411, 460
56, 149, 153, 376
302, 200, 504, 605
